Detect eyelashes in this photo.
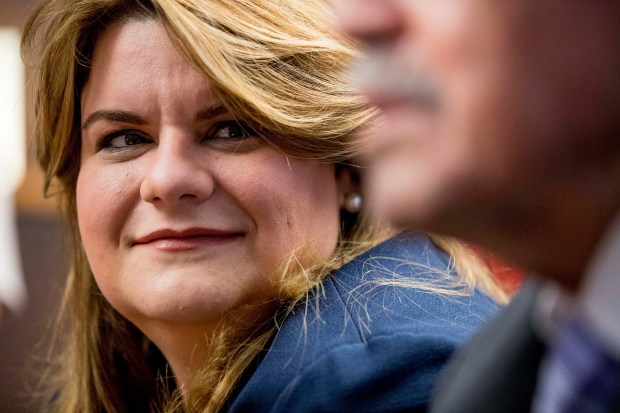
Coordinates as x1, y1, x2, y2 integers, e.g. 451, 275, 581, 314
96, 120, 260, 153
97, 130, 151, 151
207, 120, 259, 141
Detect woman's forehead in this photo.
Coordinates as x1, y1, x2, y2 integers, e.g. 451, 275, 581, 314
81, 19, 219, 121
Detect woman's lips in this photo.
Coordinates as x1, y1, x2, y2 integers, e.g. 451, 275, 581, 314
132, 228, 244, 251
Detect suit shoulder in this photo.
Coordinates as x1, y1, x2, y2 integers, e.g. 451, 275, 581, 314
226, 234, 499, 412
272, 330, 457, 412
325, 234, 499, 342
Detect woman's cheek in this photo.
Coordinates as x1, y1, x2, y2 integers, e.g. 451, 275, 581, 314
76, 163, 141, 261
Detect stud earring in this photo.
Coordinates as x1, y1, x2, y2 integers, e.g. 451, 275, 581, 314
344, 193, 362, 213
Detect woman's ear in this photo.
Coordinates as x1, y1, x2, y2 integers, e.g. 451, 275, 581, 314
336, 164, 362, 214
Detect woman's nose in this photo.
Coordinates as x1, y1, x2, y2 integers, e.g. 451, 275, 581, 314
140, 138, 215, 206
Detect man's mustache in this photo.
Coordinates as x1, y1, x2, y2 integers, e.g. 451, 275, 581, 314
350, 47, 441, 111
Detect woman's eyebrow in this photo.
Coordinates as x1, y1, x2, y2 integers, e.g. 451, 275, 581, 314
195, 105, 228, 121
82, 109, 147, 131
82, 105, 228, 131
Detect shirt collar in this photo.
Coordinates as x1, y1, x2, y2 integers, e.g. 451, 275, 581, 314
533, 211, 620, 359
578, 211, 620, 358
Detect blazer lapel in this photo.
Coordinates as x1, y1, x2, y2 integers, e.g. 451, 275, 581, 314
430, 279, 547, 413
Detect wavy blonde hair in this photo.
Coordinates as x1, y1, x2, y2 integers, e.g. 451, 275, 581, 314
22, 0, 507, 411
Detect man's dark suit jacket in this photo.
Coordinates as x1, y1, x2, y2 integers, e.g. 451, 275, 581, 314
226, 234, 498, 412
430, 280, 620, 413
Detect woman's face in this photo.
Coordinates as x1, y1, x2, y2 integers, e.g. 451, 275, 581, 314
77, 20, 342, 333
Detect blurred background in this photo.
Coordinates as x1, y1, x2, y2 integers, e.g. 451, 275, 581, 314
1, 1, 69, 412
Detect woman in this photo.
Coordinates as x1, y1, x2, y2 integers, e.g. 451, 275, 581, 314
22, 0, 505, 411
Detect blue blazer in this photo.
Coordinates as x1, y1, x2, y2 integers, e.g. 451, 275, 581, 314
226, 233, 499, 412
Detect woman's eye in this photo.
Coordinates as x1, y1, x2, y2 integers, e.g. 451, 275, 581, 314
98, 131, 151, 151
207, 121, 258, 141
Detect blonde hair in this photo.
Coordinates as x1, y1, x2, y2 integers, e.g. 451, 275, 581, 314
22, 0, 507, 411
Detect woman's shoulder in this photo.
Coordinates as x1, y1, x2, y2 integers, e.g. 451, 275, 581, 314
328, 232, 499, 341
226, 233, 499, 413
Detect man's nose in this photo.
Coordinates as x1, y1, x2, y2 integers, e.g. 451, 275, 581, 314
332, 0, 402, 44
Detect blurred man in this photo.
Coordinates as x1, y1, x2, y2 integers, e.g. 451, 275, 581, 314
335, 1, 620, 412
